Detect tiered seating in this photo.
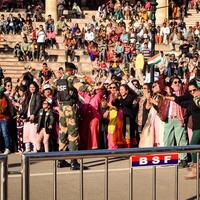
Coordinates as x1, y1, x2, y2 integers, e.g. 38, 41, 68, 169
0, 10, 101, 84
0, 11, 26, 18
185, 9, 200, 28
0, 9, 184, 85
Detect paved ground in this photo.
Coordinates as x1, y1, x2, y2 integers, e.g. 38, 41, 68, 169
2, 153, 198, 200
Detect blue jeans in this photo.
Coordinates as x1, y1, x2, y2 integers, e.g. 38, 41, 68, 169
0, 120, 10, 149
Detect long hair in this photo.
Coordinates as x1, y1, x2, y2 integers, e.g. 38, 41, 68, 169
29, 81, 39, 94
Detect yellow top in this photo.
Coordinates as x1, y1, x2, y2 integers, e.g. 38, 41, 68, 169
135, 53, 144, 69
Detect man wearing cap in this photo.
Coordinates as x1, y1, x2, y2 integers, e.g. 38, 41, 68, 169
56, 62, 82, 170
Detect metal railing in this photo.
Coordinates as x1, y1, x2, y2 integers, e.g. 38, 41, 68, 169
0, 155, 7, 200
21, 145, 200, 200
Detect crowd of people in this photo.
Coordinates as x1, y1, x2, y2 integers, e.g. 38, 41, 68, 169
0, 0, 200, 175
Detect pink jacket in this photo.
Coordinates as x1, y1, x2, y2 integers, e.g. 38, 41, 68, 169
46, 31, 56, 39
79, 89, 103, 119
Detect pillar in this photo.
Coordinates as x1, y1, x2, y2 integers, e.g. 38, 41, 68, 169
156, 0, 168, 25
45, 0, 57, 22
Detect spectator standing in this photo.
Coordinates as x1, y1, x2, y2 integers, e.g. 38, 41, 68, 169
167, 54, 179, 77
7, 14, 17, 34
166, 81, 200, 178
160, 77, 189, 167
135, 50, 145, 85
79, 86, 103, 149
46, 28, 57, 49
14, 86, 27, 152
16, 13, 25, 33
0, 86, 12, 154
22, 82, 42, 152
57, 0, 66, 19
160, 23, 170, 45
0, 14, 7, 34
119, 84, 138, 147
20, 37, 32, 61
35, 99, 54, 152
56, 62, 80, 170
45, 15, 55, 32
84, 29, 95, 46
36, 25, 46, 61
64, 34, 76, 62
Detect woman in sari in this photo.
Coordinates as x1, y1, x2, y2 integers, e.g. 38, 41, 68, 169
106, 83, 125, 149
13, 86, 27, 152
119, 84, 138, 147
139, 81, 165, 147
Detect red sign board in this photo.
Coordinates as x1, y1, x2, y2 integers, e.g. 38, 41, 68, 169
131, 154, 179, 167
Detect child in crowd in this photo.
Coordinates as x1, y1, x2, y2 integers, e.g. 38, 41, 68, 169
35, 99, 54, 152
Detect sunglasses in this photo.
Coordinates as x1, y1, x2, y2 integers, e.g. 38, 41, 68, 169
189, 89, 198, 93
173, 80, 182, 85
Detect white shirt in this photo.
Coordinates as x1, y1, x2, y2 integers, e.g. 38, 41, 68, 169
160, 26, 170, 36
85, 31, 94, 41
36, 30, 46, 43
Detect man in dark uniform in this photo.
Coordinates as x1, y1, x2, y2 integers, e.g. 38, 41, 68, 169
56, 62, 81, 170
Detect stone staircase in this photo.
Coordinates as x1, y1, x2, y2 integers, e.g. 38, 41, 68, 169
0, 8, 188, 85
184, 9, 200, 27
0, 10, 100, 85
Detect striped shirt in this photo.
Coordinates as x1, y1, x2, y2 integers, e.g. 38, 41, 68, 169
142, 47, 151, 60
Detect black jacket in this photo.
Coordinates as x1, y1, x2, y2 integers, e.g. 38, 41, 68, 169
37, 109, 54, 134
119, 93, 138, 119
21, 92, 42, 122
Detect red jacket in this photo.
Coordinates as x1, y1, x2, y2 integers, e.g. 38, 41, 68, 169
158, 74, 188, 123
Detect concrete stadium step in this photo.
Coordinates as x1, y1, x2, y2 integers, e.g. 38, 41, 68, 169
0, 46, 88, 59
0, 50, 90, 62
63, 10, 97, 19
3, 67, 24, 72
155, 44, 171, 52
188, 9, 199, 13
3, 35, 64, 42
4, 66, 93, 85
2, 62, 93, 85
0, 11, 26, 18
184, 9, 200, 27
0, 54, 15, 58
33, 21, 86, 30
0, 57, 18, 61
0, 60, 93, 70
3, 35, 66, 47
47, 49, 88, 57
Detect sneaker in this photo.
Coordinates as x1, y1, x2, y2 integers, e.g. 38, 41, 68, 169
4, 149, 10, 154
57, 160, 71, 168
70, 162, 80, 170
